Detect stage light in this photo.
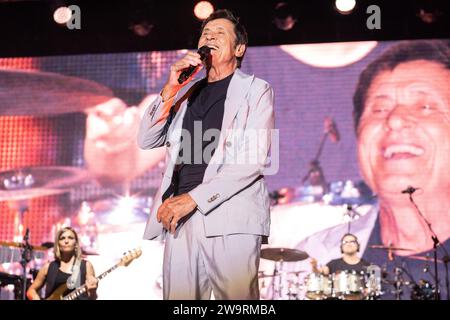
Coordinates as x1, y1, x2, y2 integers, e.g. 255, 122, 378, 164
415, 0, 443, 24
130, 21, 154, 37
194, 1, 214, 21
335, 0, 356, 15
273, 2, 297, 31
53, 6, 72, 25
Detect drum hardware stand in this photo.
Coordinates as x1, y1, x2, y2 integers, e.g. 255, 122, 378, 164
3, 172, 36, 300
20, 227, 33, 300
421, 256, 438, 282
405, 188, 449, 300
366, 264, 383, 299
272, 260, 284, 300
343, 204, 362, 233
8, 202, 33, 301
343, 194, 378, 233
392, 267, 406, 300
5, 202, 34, 300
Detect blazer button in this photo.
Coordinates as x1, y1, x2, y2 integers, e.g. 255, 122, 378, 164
165, 141, 171, 147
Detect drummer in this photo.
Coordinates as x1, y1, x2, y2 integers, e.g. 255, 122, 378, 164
311, 233, 370, 275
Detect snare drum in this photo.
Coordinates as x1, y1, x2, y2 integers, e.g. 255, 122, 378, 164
332, 270, 365, 300
304, 273, 332, 300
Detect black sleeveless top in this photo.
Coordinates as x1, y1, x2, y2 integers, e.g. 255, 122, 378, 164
44, 259, 88, 300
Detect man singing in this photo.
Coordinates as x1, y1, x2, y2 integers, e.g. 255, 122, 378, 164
138, 9, 275, 300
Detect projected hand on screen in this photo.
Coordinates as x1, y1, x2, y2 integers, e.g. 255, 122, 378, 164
84, 96, 164, 185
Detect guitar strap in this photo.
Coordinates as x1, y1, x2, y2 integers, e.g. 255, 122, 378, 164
66, 258, 82, 289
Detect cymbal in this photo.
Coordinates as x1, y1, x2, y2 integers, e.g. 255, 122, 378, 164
0, 272, 22, 287
0, 241, 48, 251
0, 166, 90, 201
369, 245, 414, 251
41, 242, 54, 249
0, 69, 113, 116
261, 248, 309, 262
406, 255, 444, 264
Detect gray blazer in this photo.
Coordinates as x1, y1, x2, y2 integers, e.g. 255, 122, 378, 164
138, 69, 275, 240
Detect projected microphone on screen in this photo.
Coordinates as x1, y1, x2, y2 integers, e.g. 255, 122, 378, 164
324, 116, 340, 143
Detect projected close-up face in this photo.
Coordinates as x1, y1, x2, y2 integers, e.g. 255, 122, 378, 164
357, 60, 450, 197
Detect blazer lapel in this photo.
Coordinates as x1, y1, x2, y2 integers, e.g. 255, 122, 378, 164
221, 69, 254, 136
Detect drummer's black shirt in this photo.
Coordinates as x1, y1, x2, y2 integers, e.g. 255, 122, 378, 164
327, 258, 370, 274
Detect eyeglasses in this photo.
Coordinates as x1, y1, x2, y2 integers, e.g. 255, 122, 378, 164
342, 240, 358, 245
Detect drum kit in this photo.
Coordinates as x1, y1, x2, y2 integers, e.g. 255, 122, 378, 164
259, 243, 447, 300
259, 247, 387, 300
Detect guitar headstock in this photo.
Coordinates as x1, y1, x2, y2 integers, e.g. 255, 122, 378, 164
118, 247, 143, 267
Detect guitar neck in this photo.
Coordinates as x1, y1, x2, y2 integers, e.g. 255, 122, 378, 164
63, 263, 120, 300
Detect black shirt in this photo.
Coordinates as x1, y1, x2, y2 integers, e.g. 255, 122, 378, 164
174, 73, 232, 195
327, 258, 370, 274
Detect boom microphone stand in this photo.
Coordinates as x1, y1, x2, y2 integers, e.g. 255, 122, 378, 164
405, 187, 450, 300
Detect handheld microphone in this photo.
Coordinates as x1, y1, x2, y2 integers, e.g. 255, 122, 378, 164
401, 186, 418, 194
177, 46, 211, 84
